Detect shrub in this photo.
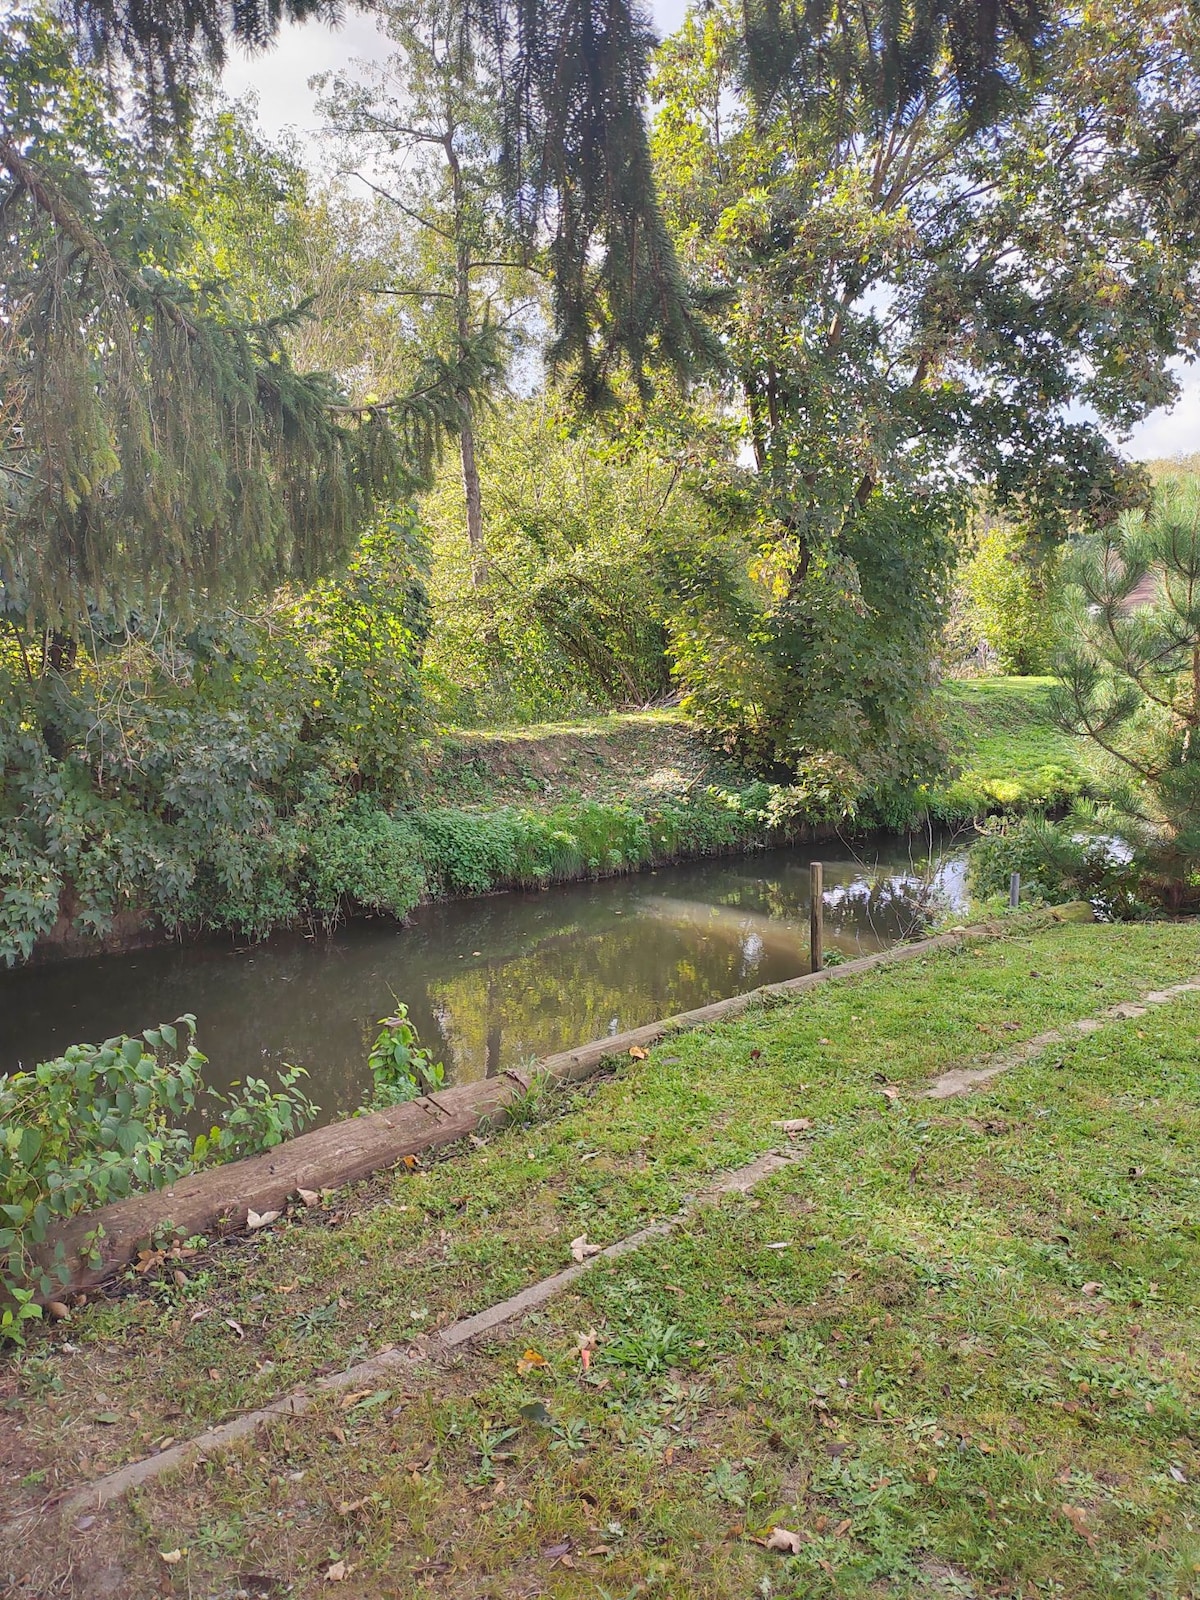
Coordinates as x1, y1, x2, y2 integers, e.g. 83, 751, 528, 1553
0, 1018, 317, 1329
968, 814, 1135, 914
365, 1006, 445, 1106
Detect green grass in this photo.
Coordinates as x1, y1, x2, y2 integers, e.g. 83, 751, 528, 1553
929, 676, 1094, 820
6, 917, 1200, 1596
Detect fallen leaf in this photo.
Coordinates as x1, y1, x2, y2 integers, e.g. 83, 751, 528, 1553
1060, 1504, 1096, 1546
1081, 1281, 1103, 1297
517, 1349, 548, 1375
543, 1541, 572, 1560
296, 1188, 320, 1207
246, 1209, 280, 1230
584, 1544, 612, 1556
772, 1118, 813, 1136
1170, 1465, 1188, 1484
570, 1233, 602, 1263
576, 1328, 599, 1372
224, 1318, 245, 1339
880, 1086, 901, 1102
764, 1527, 802, 1553
339, 1390, 373, 1410
73, 1515, 96, 1532
92, 1412, 121, 1425
172, 1270, 187, 1289
519, 1399, 552, 1426
337, 1497, 369, 1514
324, 1559, 347, 1582
401, 1154, 422, 1170
160, 1549, 184, 1565
628, 1046, 648, 1060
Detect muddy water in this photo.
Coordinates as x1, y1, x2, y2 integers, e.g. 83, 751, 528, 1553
0, 837, 966, 1124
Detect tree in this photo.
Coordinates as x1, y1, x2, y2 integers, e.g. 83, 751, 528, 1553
1052, 483, 1200, 906
0, 10, 487, 630
650, 0, 1200, 778
316, 0, 536, 583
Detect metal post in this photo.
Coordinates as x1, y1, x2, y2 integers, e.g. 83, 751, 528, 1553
1009, 871, 1020, 909
810, 861, 824, 972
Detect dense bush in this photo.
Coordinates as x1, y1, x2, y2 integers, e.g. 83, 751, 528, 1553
414, 785, 786, 897
968, 814, 1125, 905
0, 514, 431, 962
960, 521, 1065, 674
670, 488, 957, 797
422, 400, 696, 724
0, 1018, 315, 1331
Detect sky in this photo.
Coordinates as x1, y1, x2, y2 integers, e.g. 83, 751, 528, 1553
221, 2, 1197, 463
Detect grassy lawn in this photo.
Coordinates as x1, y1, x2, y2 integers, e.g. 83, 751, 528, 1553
931, 677, 1095, 818
4, 917, 1200, 1596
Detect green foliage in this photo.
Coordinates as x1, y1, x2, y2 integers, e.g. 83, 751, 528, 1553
366, 1006, 445, 1107
670, 487, 958, 792
1052, 484, 1200, 907
0, 11, 414, 633
0, 513, 431, 962
961, 521, 1065, 674
968, 814, 1130, 912
413, 783, 793, 899
0, 1017, 317, 1327
422, 399, 695, 723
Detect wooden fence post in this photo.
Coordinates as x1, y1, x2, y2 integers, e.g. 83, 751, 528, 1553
1009, 871, 1020, 910
810, 861, 824, 972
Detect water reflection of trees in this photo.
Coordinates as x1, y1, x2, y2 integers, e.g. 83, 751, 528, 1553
0, 840, 965, 1121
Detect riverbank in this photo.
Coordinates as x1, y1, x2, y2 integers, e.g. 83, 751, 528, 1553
17, 675, 1093, 968
4, 915, 1198, 1596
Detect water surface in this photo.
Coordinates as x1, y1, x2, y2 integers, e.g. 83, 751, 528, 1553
0, 837, 965, 1123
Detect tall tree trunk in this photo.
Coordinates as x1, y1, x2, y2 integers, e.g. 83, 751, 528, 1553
446, 132, 486, 588
459, 398, 486, 588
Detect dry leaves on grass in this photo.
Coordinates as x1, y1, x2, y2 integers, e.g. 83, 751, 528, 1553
772, 1118, 813, 1137
763, 1527, 804, 1553
629, 1046, 648, 1060
247, 1208, 281, 1230
1060, 1504, 1097, 1547
571, 1233, 602, 1262
517, 1349, 548, 1375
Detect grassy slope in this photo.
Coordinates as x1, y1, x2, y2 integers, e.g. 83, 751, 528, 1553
928, 676, 1093, 818
5, 917, 1200, 1597
420, 707, 721, 811
420, 676, 1095, 824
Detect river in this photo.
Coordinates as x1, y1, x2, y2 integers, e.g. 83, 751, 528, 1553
0, 835, 967, 1122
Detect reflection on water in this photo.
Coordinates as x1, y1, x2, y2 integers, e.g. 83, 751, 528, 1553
0, 836, 966, 1123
